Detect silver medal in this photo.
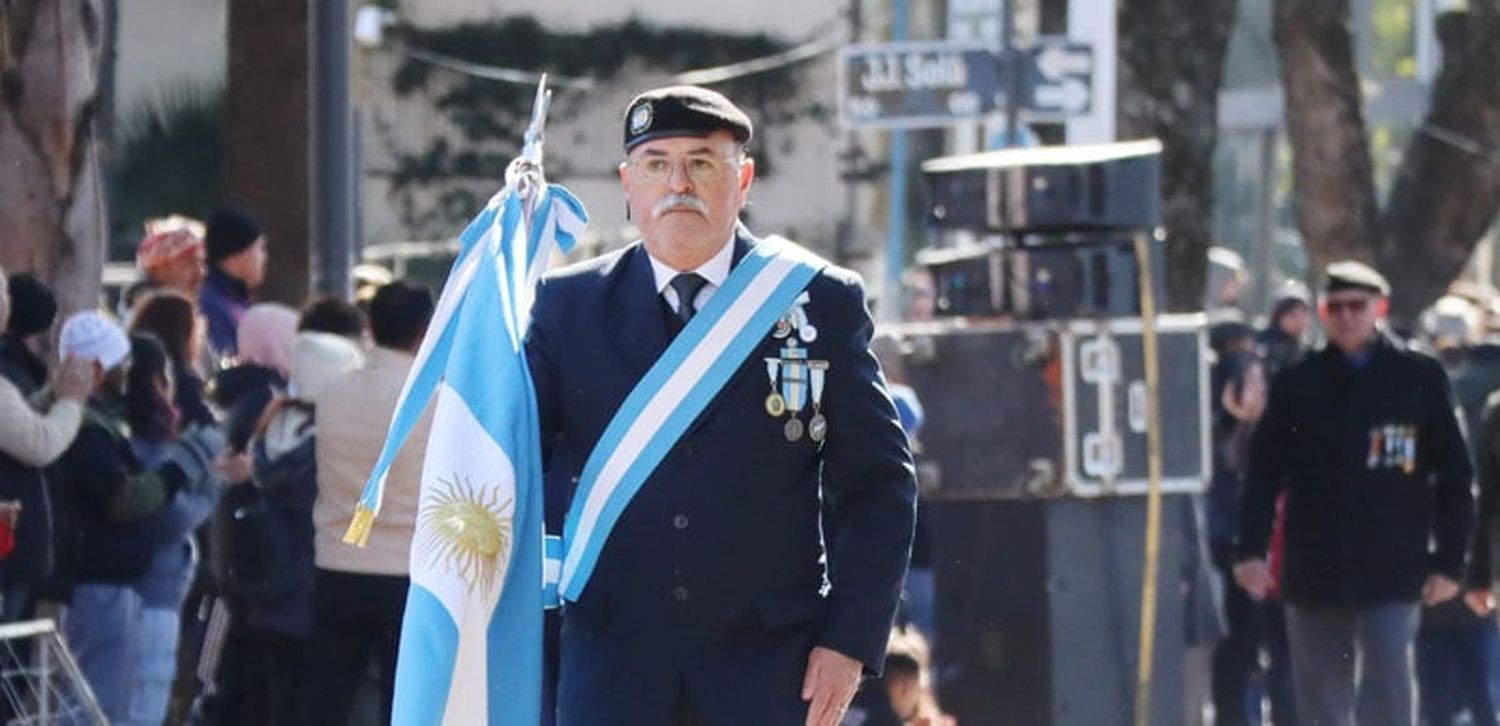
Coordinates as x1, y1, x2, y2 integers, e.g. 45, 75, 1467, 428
784, 417, 804, 442
808, 413, 827, 442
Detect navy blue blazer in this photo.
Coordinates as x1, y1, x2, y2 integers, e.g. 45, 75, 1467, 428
527, 231, 916, 725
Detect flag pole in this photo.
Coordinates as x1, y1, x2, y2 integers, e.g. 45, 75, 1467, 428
343, 74, 555, 548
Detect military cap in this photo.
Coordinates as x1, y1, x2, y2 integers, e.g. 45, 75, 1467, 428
623, 85, 752, 152
1324, 260, 1390, 296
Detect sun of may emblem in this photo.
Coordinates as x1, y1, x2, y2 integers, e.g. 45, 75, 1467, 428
417, 473, 514, 594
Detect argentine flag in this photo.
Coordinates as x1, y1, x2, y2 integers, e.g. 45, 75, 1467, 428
345, 180, 586, 724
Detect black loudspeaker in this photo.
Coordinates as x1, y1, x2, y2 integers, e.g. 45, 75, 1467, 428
918, 236, 1165, 320
923, 140, 1162, 233
930, 497, 1189, 726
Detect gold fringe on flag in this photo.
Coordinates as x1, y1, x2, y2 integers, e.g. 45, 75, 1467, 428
343, 505, 376, 547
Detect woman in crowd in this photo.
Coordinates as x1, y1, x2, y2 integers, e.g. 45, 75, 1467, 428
194, 303, 298, 722
55, 319, 218, 723
122, 333, 224, 725
234, 328, 362, 724
130, 290, 216, 429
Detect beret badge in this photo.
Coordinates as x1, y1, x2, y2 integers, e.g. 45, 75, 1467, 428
629, 102, 653, 136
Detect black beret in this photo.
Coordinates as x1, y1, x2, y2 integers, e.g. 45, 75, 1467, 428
205, 207, 263, 264
1324, 260, 1390, 296
623, 86, 752, 152
6, 273, 56, 337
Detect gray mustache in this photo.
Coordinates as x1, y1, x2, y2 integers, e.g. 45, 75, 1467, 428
652, 194, 708, 219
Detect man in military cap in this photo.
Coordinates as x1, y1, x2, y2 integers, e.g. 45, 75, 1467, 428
1234, 261, 1472, 726
527, 86, 916, 725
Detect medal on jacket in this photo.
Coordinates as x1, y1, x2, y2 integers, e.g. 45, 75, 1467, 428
1402, 426, 1418, 474
781, 342, 808, 441
764, 357, 786, 416
808, 360, 829, 443
765, 293, 828, 443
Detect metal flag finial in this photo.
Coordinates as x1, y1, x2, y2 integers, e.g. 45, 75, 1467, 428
521, 74, 551, 165
507, 74, 552, 217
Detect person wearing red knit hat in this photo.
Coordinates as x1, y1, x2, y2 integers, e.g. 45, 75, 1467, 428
122, 216, 207, 315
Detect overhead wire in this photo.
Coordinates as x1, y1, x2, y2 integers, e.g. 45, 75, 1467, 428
389, 25, 847, 92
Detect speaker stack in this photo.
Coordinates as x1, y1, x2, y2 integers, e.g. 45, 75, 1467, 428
897, 140, 1208, 726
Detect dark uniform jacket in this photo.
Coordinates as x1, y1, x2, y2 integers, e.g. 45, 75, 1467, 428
527, 231, 917, 725
1236, 334, 1472, 608
1466, 390, 1500, 591
200, 267, 250, 359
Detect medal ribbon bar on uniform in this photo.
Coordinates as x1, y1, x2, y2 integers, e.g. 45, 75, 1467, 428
558, 235, 825, 602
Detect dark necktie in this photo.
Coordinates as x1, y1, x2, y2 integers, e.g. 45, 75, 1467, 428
668, 273, 708, 326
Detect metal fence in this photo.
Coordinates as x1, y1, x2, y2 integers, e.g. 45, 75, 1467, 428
0, 619, 106, 725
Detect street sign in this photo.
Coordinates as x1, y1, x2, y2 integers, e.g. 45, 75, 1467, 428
838, 37, 1094, 129
838, 42, 1008, 129
1025, 39, 1094, 120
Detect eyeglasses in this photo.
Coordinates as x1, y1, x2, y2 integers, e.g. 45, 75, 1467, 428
1325, 298, 1371, 315
624, 154, 741, 184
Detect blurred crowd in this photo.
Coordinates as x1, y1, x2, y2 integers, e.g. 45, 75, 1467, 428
1199, 247, 1500, 726
0, 208, 435, 725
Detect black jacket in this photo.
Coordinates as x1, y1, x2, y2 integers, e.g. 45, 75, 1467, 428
1236, 335, 1473, 608
54, 398, 183, 590
1467, 391, 1500, 591
529, 233, 916, 724
211, 363, 284, 454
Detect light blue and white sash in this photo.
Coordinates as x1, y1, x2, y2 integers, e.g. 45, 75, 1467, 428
557, 235, 825, 602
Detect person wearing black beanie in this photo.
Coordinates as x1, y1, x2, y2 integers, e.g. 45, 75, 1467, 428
201, 207, 269, 360
0, 273, 58, 392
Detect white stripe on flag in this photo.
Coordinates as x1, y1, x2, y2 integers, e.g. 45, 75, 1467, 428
413, 384, 518, 720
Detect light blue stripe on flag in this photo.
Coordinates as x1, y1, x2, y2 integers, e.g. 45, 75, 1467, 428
353, 181, 585, 725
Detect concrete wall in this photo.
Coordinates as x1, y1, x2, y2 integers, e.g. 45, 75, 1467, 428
114, 0, 227, 115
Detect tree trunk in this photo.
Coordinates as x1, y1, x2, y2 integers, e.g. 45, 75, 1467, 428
1274, 0, 1382, 277
0, 0, 108, 321
1380, 6, 1500, 323
1115, 0, 1239, 311
225, 0, 309, 305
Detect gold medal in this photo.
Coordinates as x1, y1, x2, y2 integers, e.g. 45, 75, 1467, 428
784, 416, 805, 442
765, 392, 786, 417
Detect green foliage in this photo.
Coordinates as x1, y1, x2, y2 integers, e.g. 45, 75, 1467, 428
1371, 0, 1417, 78
380, 16, 819, 237
107, 84, 225, 262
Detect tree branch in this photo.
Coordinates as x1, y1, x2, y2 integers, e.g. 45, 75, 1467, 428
1380, 6, 1500, 323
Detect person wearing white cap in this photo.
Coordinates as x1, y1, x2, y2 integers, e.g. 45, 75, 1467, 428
51, 313, 217, 722
0, 273, 94, 624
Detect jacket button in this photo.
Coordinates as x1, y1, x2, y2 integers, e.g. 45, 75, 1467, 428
673, 514, 690, 530
673, 586, 690, 602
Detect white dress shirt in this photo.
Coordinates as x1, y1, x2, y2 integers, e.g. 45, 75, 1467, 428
646, 234, 736, 316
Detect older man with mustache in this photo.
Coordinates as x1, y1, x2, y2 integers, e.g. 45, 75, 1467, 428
526, 86, 917, 726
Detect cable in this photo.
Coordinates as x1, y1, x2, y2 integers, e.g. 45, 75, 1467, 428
395, 45, 596, 89
389, 29, 845, 91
